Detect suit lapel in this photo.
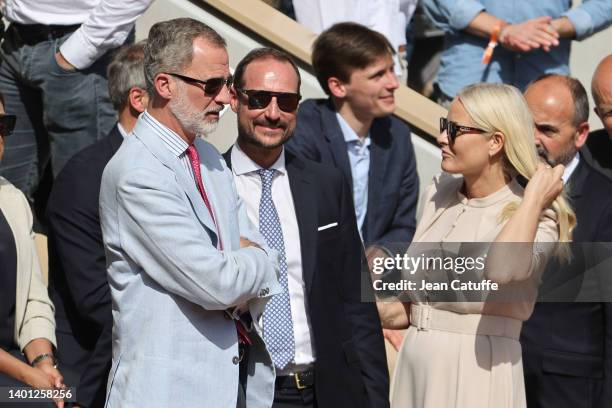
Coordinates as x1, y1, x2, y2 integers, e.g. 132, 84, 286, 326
365, 118, 391, 239
195, 139, 230, 249
0, 182, 29, 332
321, 99, 353, 190
566, 157, 588, 200
286, 152, 317, 294
134, 120, 219, 241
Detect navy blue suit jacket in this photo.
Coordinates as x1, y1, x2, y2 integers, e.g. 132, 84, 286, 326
286, 98, 418, 247
46, 125, 122, 408
521, 156, 612, 408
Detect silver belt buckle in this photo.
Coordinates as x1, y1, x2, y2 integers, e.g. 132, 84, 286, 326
294, 373, 307, 390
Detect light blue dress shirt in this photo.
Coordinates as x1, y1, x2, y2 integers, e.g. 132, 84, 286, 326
422, 0, 612, 98
141, 111, 195, 184
336, 113, 371, 235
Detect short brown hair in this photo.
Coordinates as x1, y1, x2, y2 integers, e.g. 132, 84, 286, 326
234, 47, 301, 92
311, 22, 394, 95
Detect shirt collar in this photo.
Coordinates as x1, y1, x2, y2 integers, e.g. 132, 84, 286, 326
562, 153, 580, 184
231, 142, 287, 176
336, 112, 371, 146
117, 122, 129, 139
141, 110, 189, 158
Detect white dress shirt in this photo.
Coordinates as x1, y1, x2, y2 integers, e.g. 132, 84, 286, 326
116, 122, 129, 139
292, 0, 418, 76
562, 153, 580, 184
230, 143, 316, 374
1, 0, 153, 70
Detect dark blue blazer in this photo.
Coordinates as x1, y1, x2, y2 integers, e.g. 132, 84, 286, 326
224, 148, 389, 408
521, 157, 612, 408
286, 98, 418, 247
46, 125, 122, 408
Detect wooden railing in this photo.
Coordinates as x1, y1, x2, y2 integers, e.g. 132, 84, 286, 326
199, 0, 446, 140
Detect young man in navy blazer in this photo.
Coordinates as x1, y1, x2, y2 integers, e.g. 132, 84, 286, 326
286, 22, 419, 251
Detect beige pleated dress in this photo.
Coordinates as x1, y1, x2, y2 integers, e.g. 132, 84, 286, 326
390, 173, 559, 408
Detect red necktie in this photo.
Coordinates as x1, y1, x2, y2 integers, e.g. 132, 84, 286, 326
186, 145, 223, 250
186, 145, 251, 345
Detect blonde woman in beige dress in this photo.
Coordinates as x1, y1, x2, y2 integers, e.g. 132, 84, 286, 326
378, 83, 576, 408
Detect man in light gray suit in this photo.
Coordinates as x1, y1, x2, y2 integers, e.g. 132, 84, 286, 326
99, 18, 281, 408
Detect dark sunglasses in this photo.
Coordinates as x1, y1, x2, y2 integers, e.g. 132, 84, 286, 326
439, 117, 488, 146
0, 114, 16, 138
235, 88, 301, 112
167, 72, 233, 95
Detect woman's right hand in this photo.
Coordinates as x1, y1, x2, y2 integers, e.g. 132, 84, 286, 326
22, 366, 64, 407
23, 365, 54, 390
524, 163, 565, 210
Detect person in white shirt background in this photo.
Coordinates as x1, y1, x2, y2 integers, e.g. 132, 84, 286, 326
0, 0, 154, 225
292, 0, 418, 83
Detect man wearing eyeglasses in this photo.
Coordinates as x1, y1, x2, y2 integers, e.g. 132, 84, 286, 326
585, 55, 612, 179
98, 19, 281, 408
224, 47, 389, 408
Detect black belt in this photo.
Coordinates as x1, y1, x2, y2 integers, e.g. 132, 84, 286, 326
275, 369, 314, 390
10, 23, 80, 46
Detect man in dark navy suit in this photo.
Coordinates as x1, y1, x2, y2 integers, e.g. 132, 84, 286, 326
286, 22, 418, 250
522, 74, 612, 408
224, 47, 388, 408
585, 55, 612, 179
45, 43, 148, 408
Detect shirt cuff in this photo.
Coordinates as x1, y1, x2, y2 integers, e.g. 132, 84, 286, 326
449, 0, 486, 31
18, 317, 57, 352
562, 8, 593, 40
58, 29, 100, 70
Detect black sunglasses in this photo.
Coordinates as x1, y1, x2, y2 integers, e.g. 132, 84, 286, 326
439, 117, 488, 146
235, 88, 301, 112
0, 114, 16, 138
167, 72, 233, 95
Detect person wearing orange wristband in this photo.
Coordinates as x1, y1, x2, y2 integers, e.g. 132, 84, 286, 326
422, 0, 612, 107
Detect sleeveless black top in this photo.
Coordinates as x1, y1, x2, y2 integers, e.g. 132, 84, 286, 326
0, 208, 17, 349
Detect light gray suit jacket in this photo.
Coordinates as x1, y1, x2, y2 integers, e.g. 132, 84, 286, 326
99, 114, 281, 407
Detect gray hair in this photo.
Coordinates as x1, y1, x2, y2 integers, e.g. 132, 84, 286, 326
107, 42, 147, 111
144, 18, 227, 96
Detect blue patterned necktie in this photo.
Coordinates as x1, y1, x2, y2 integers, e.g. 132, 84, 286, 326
258, 168, 295, 369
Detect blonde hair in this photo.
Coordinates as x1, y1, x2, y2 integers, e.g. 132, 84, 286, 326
457, 83, 575, 260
